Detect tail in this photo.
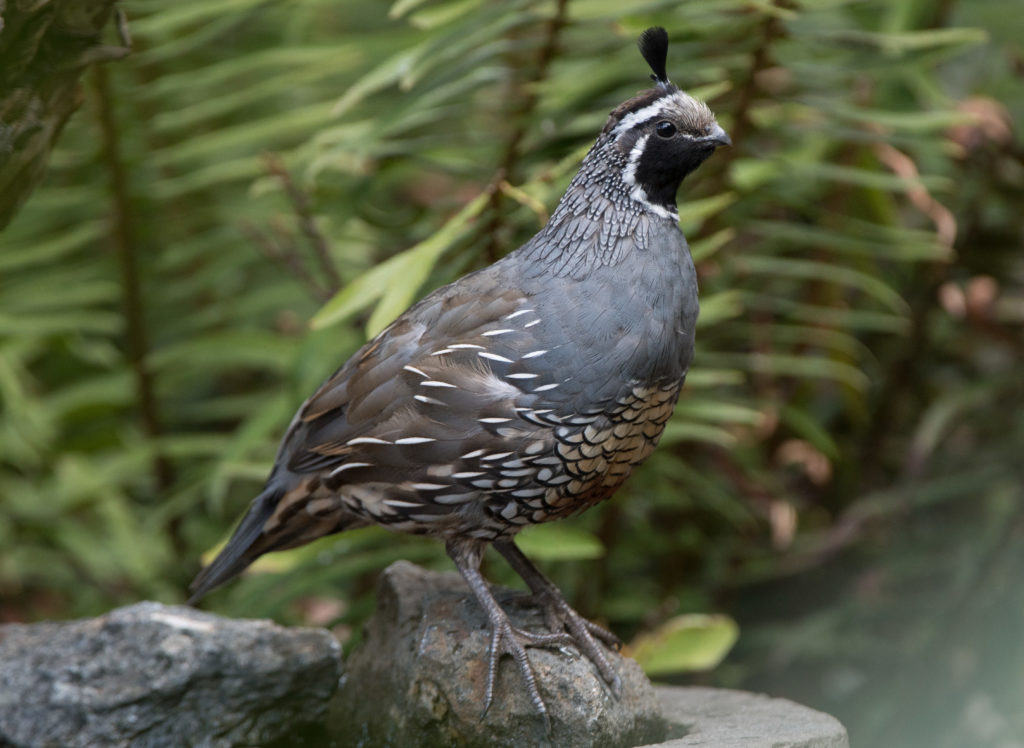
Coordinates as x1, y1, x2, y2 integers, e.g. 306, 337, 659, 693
188, 487, 283, 605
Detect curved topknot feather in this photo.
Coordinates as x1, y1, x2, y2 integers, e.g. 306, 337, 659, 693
638, 27, 670, 85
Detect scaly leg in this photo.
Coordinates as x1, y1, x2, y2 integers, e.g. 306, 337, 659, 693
494, 538, 623, 696
447, 539, 576, 732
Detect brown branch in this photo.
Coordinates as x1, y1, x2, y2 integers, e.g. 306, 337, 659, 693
239, 221, 332, 303
262, 153, 343, 296
91, 63, 174, 495
480, 0, 570, 263
692, 5, 785, 245
717, 6, 786, 169
857, 132, 960, 484
872, 138, 957, 252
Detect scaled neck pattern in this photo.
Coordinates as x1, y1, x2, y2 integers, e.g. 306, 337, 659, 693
518, 135, 680, 281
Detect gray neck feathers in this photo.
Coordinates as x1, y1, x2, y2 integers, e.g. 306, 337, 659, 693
517, 134, 673, 280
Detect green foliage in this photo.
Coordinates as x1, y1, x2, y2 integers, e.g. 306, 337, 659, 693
1, 1, 1022, 744
627, 614, 739, 676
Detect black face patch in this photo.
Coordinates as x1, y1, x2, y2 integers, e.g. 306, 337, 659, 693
632, 132, 717, 209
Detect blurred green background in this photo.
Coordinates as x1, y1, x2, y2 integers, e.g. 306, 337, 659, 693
1, 1, 1022, 745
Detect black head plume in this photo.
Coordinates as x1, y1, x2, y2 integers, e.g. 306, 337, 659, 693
638, 27, 670, 86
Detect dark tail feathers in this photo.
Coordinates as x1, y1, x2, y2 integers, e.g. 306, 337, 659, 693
188, 487, 281, 605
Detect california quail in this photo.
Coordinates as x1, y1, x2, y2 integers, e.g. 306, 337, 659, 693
189, 27, 729, 727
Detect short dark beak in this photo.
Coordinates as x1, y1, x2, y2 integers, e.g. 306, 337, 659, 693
704, 123, 732, 148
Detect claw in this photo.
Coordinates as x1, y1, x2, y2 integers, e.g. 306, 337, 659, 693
450, 540, 559, 731
449, 539, 623, 734
542, 590, 623, 695
583, 618, 623, 651
480, 616, 553, 734
494, 540, 623, 696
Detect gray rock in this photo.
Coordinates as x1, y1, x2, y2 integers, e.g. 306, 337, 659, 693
646, 686, 850, 748
0, 572, 848, 748
328, 560, 667, 748
0, 601, 341, 748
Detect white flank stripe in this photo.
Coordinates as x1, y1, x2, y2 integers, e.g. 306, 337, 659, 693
503, 309, 535, 320
431, 349, 454, 356
481, 329, 514, 337
478, 351, 514, 364
385, 499, 422, 508
522, 350, 548, 359
506, 372, 538, 379
330, 462, 371, 476
512, 487, 547, 499
347, 436, 391, 446
461, 448, 487, 459
452, 471, 485, 479
479, 417, 512, 424
481, 451, 514, 461
434, 493, 473, 505
421, 380, 457, 388
411, 483, 445, 491
403, 365, 428, 378
533, 383, 560, 392
394, 437, 436, 445
414, 394, 446, 406
524, 319, 542, 328
447, 343, 484, 350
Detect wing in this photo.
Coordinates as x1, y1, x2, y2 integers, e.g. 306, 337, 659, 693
190, 267, 683, 600
271, 268, 681, 529
281, 283, 539, 474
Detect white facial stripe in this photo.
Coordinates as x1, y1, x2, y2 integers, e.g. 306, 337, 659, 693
631, 186, 679, 221
622, 133, 649, 189
622, 132, 680, 222
611, 90, 697, 136
613, 100, 670, 136
614, 93, 689, 222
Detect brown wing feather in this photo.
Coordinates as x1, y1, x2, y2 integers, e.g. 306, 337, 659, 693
282, 286, 529, 474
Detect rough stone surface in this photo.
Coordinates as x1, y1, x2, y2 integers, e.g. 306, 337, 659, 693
329, 560, 667, 748
0, 601, 341, 748
645, 686, 850, 748
0, 572, 849, 747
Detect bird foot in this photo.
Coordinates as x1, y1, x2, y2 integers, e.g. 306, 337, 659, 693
534, 591, 623, 697
482, 617, 573, 734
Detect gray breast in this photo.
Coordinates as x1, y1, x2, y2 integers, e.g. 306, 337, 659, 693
505, 218, 698, 412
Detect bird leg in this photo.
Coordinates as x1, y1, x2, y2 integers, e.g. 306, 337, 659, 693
447, 540, 575, 732
494, 539, 623, 696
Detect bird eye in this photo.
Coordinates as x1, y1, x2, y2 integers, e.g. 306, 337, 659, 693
655, 120, 677, 138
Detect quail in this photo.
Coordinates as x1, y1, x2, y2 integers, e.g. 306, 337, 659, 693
189, 27, 729, 727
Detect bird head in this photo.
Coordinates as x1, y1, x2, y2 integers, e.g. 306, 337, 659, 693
601, 27, 730, 217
